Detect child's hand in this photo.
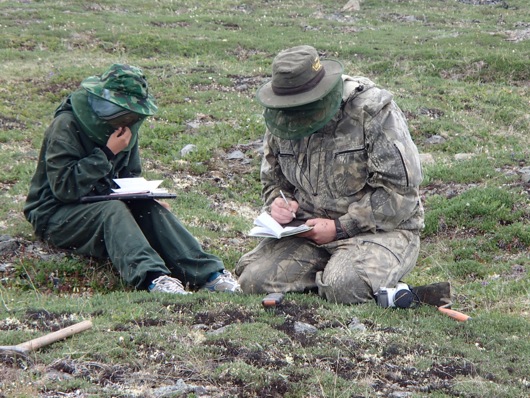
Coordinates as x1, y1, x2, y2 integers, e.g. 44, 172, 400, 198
106, 127, 132, 154
156, 200, 171, 210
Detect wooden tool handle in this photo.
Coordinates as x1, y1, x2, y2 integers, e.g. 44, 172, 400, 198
17, 320, 93, 352
438, 307, 471, 322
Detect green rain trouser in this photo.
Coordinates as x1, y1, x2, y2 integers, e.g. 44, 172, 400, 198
43, 200, 223, 290
235, 229, 420, 304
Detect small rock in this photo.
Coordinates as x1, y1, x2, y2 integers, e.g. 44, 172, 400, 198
194, 386, 207, 395
180, 144, 197, 157
44, 370, 73, 382
0, 263, 12, 272
153, 379, 191, 397
454, 153, 474, 161
342, 0, 361, 12
185, 121, 200, 130
0, 235, 12, 242
419, 153, 435, 165
517, 166, 530, 183
424, 135, 446, 145
348, 317, 367, 332
388, 392, 412, 398
446, 189, 458, 199
208, 325, 231, 335
0, 240, 18, 256
226, 150, 246, 160
294, 321, 318, 334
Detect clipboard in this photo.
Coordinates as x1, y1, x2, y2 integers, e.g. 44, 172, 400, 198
80, 192, 177, 203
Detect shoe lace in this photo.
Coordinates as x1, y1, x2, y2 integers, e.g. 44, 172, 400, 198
151, 275, 187, 294
213, 270, 232, 283
209, 270, 241, 292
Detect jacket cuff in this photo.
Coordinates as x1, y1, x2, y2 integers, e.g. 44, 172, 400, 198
339, 217, 363, 238
334, 219, 349, 240
101, 146, 116, 161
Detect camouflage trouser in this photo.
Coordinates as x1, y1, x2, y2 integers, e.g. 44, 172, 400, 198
235, 229, 420, 304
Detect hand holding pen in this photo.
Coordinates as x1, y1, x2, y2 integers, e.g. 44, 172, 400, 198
280, 190, 297, 219
271, 190, 298, 224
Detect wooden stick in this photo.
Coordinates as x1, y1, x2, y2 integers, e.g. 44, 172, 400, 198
0, 320, 93, 355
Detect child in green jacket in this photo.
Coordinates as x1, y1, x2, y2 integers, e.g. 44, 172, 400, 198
24, 64, 240, 294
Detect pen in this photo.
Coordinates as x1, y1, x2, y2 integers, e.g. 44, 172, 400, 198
280, 190, 296, 219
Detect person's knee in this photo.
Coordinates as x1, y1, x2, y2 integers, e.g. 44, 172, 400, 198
316, 270, 373, 305
237, 271, 253, 293
235, 256, 281, 295
98, 200, 129, 217
237, 270, 266, 294
235, 248, 270, 294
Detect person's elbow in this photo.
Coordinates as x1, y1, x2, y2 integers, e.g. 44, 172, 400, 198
50, 182, 84, 203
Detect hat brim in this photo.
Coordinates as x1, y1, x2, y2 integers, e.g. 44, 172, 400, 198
81, 77, 158, 116
256, 59, 343, 109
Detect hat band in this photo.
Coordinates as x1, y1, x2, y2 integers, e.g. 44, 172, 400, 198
98, 109, 132, 121
272, 68, 325, 96
89, 93, 132, 120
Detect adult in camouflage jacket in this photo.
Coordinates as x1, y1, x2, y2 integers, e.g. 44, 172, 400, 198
235, 46, 424, 304
24, 64, 240, 294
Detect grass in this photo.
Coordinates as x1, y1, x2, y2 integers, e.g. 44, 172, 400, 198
0, 0, 529, 397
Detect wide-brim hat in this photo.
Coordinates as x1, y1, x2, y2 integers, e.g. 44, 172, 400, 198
256, 45, 344, 109
70, 89, 141, 151
81, 64, 158, 116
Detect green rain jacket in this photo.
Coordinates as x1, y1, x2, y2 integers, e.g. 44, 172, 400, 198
24, 97, 141, 238
260, 76, 424, 238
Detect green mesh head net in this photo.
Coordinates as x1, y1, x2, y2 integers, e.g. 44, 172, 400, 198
263, 79, 343, 140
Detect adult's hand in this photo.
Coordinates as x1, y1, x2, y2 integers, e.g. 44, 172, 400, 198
106, 127, 132, 155
298, 218, 336, 245
270, 196, 299, 224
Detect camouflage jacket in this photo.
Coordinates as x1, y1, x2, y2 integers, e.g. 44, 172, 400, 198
260, 76, 424, 237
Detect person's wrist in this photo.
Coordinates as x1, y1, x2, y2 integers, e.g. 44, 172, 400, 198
102, 146, 116, 160
334, 219, 348, 240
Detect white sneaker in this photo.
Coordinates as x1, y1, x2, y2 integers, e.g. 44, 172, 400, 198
202, 270, 242, 293
149, 275, 190, 295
